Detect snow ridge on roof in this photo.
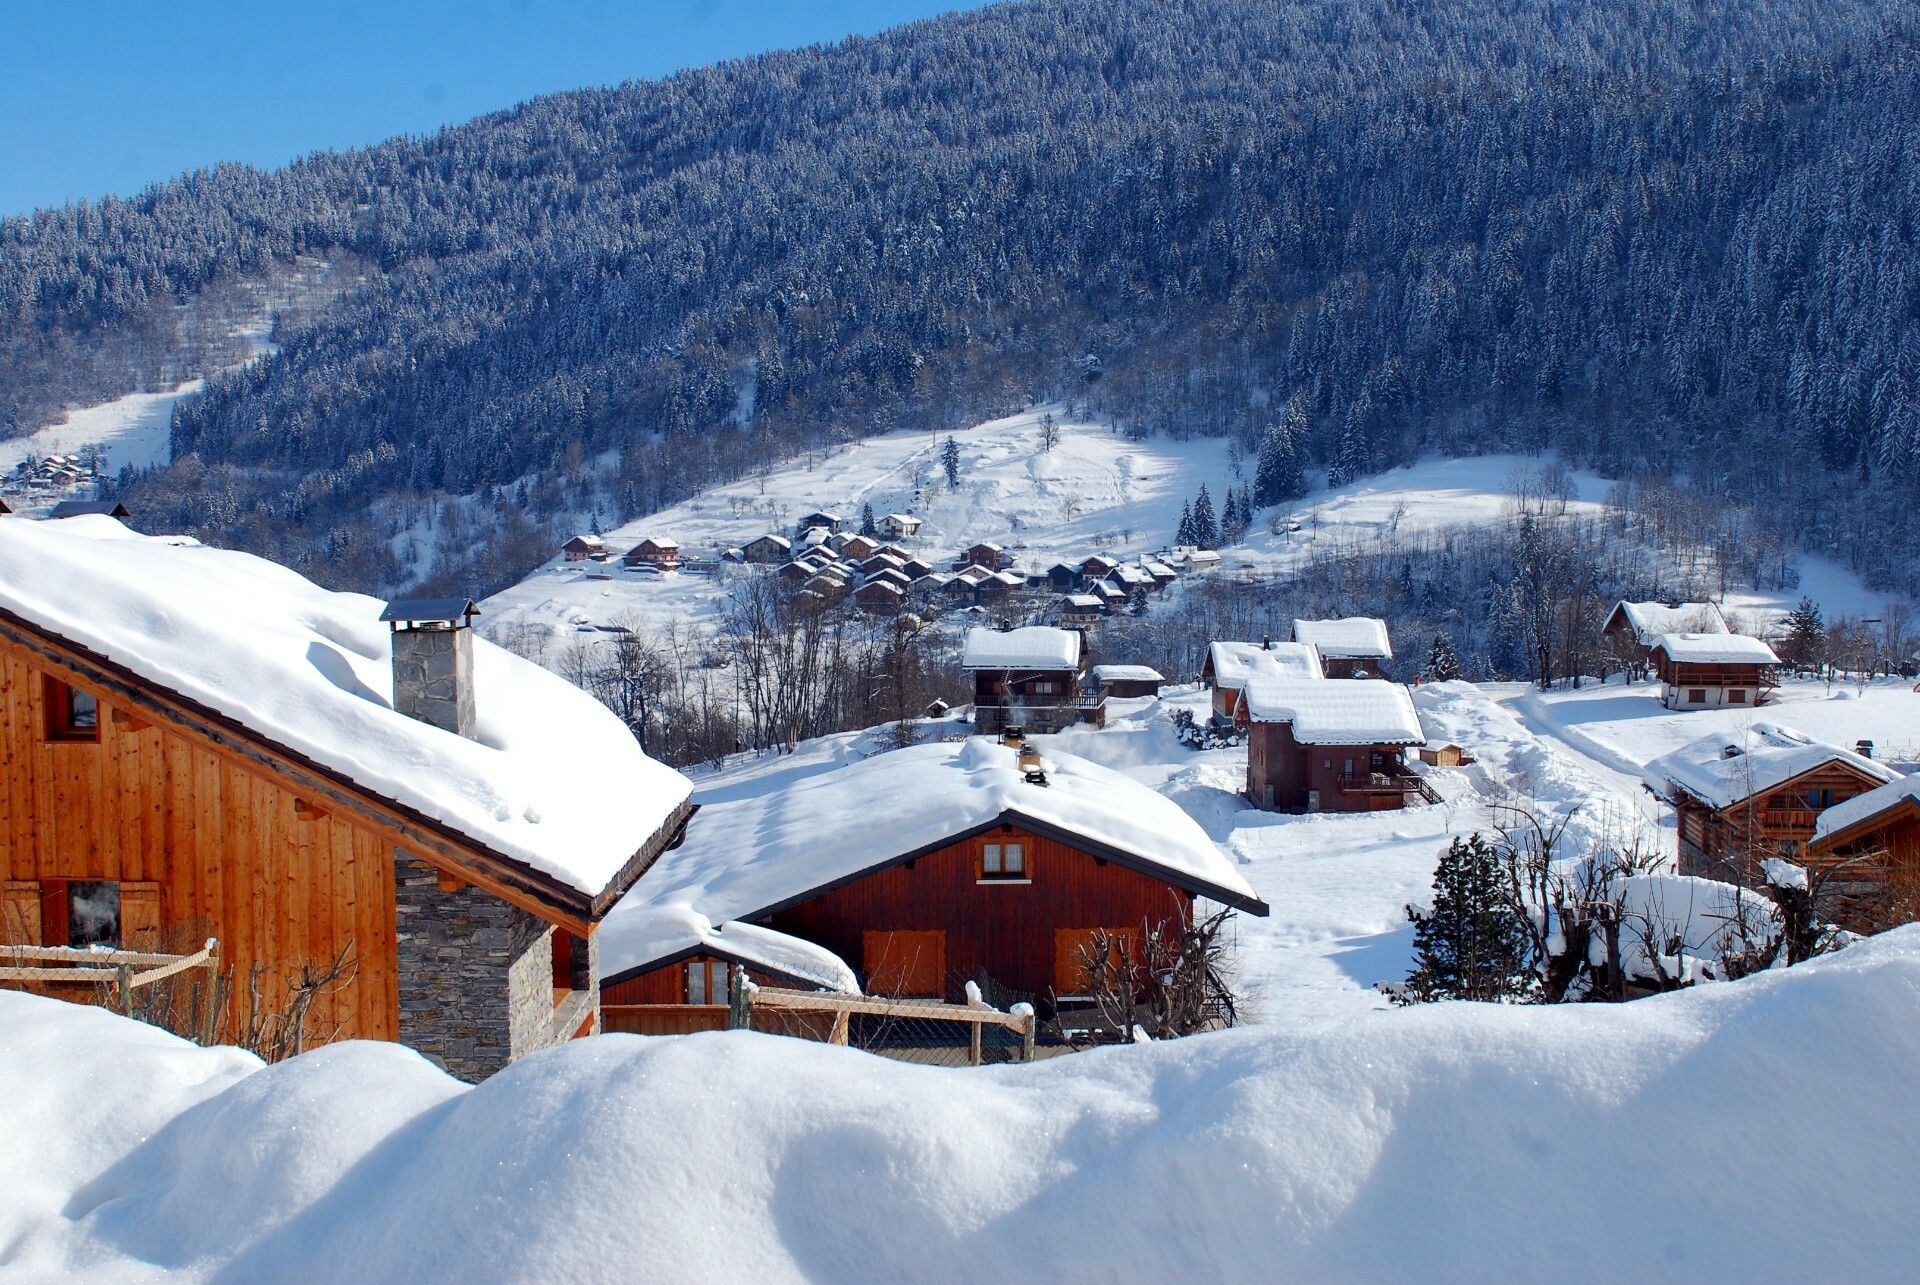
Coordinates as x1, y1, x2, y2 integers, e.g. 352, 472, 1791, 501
616, 739, 1266, 931
0, 517, 692, 897
1643, 724, 1896, 810
1653, 633, 1779, 665
1291, 617, 1393, 660
1611, 601, 1727, 646
1208, 641, 1322, 689
1242, 677, 1424, 745
599, 905, 859, 992
1092, 664, 1164, 683
1813, 774, 1920, 844
962, 626, 1081, 671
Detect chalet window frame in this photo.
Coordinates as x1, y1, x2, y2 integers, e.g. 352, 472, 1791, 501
978, 839, 1030, 883
685, 958, 729, 1005
43, 675, 100, 743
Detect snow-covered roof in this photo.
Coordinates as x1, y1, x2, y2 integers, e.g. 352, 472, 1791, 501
963, 626, 1081, 671
955, 565, 993, 585
969, 540, 1005, 553
1291, 617, 1393, 661
1813, 775, 1920, 845
1652, 632, 1780, 665
882, 513, 919, 525
0, 517, 692, 899
991, 569, 1025, 586
1643, 724, 1896, 811
1208, 641, 1323, 689
1242, 677, 1424, 745
1140, 559, 1177, 578
599, 905, 860, 993
632, 537, 679, 550
1064, 593, 1102, 609
746, 533, 790, 549
1608, 601, 1728, 646
616, 740, 1267, 923
1092, 664, 1164, 683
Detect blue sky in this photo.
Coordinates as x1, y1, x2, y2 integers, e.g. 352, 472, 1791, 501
0, 1, 991, 217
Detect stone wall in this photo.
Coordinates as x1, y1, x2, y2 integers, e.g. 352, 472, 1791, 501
394, 851, 592, 1081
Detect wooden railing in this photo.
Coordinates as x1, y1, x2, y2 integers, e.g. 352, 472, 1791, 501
0, 939, 218, 1014
738, 980, 1039, 1064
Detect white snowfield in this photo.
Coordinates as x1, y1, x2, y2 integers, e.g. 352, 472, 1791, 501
1652, 631, 1781, 665
1242, 676, 1425, 745
1291, 616, 1393, 660
8, 929, 1920, 1280
0, 516, 691, 897
960, 625, 1081, 671
1643, 723, 1896, 810
603, 739, 1265, 983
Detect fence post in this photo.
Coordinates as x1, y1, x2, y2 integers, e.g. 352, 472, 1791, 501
829, 1009, 849, 1046
115, 962, 134, 1015
969, 1019, 983, 1067
726, 965, 751, 1031
1014, 1003, 1036, 1062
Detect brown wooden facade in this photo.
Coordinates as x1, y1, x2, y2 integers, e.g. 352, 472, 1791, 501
1650, 651, 1776, 710
1805, 797, 1920, 931
1246, 722, 1421, 813
1672, 760, 1891, 888
971, 667, 1087, 735
623, 538, 683, 570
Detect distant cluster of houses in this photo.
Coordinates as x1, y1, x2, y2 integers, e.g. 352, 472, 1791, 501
560, 506, 1224, 621
4, 452, 103, 497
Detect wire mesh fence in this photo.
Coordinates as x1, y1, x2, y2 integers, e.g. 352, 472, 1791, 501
732, 972, 1040, 1067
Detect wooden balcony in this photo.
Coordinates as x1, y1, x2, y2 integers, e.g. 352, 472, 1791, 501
1338, 772, 1423, 795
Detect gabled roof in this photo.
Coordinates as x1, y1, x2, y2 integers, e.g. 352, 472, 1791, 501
1243, 677, 1424, 745
1652, 633, 1779, 665
969, 540, 1005, 553
1291, 617, 1393, 661
745, 532, 791, 549
1811, 775, 1920, 849
599, 908, 859, 992
962, 626, 1081, 670
1092, 664, 1164, 683
630, 537, 679, 550
1645, 725, 1896, 812
611, 740, 1268, 934
563, 534, 606, 550
49, 499, 130, 519
1206, 641, 1322, 689
0, 516, 694, 912
1063, 593, 1103, 609
882, 513, 920, 526
1605, 601, 1728, 646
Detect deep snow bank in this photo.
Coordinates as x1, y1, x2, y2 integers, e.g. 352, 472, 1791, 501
8, 931, 1920, 1281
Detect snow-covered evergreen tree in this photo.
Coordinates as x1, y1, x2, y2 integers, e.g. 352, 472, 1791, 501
1422, 631, 1462, 682
942, 436, 961, 490
1176, 499, 1195, 546
860, 503, 878, 537
1781, 596, 1825, 668
1399, 835, 1532, 1004
1192, 484, 1218, 547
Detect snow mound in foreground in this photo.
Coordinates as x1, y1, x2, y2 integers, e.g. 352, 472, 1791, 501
9, 930, 1920, 1281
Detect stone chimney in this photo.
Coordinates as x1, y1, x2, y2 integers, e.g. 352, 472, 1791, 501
381, 597, 480, 739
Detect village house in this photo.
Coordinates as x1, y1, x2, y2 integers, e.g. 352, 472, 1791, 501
797, 511, 843, 535
1291, 617, 1393, 679
48, 499, 131, 521
0, 517, 695, 1082
597, 738, 1268, 1023
1649, 632, 1779, 709
1059, 594, 1105, 626
1243, 677, 1427, 812
838, 533, 881, 561
562, 534, 608, 562
878, 513, 923, 540
1174, 547, 1221, 574
623, 537, 683, 572
1644, 725, 1896, 890
1091, 664, 1164, 699
961, 541, 1009, 570
1079, 554, 1120, 582
855, 580, 906, 613
1139, 558, 1179, 589
796, 526, 834, 552
1046, 562, 1083, 592
963, 625, 1090, 735
740, 533, 792, 564
1200, 640, 1323, 725
1807, 777, 1920, 929
1601, 600, 1728, 673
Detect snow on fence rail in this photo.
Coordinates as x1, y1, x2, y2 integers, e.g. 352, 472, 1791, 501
0, 939, 219, 1014
731, 973, 1039, 1066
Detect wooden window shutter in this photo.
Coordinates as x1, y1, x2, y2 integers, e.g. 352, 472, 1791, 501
2, 881, 42, 946
120, 883, 163, 951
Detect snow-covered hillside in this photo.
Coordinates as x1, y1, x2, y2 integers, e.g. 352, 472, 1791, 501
482, 410, 1905, 648
9, 928, 1920, 1280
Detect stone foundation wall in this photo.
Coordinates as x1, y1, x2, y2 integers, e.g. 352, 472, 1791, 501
394, 851, 586, 1081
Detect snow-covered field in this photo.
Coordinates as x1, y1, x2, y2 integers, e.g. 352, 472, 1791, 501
8, 929, 1920, 1280
0, 378, 199, 482
482, 409, 1904, 648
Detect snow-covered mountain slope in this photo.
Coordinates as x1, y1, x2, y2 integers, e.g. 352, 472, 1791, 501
9, 925, 1920, 1280
482, 410, 1904, 648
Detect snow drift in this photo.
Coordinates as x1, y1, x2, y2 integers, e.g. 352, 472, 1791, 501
7, 929, 1920, 1281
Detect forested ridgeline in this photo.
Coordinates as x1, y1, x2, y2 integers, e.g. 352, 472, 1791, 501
4, 0, 1918, 594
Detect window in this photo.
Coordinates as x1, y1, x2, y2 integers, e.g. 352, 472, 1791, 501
66, 881, 119, 948
981, 840, 1027, 881
1804, 787, 1836, 810
1687, 689, 1707, 704
1033, 680, 1055, 695
43, 677, 99, 742
3, 879, 157, 950
686, 959, 729, 1005
1728, 689, 1747, 704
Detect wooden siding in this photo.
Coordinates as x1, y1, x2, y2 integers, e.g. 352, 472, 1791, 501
0, 642, 399, 1040
1247, 722, 1413, 813
764, 822, 1193, 1003
1673, 760, 1891, 888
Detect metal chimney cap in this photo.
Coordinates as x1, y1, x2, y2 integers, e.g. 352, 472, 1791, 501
380, 597, 480, 626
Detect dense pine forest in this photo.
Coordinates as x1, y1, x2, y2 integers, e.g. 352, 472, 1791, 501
3, 0, 1918, 595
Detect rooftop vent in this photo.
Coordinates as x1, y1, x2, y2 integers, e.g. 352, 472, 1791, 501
382, 597, 480, 739
1018, 744, 1049, 786
1856, 739, 1875, 760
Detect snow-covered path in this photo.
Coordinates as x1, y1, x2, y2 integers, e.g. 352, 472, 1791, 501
1490, 682, 1675, 854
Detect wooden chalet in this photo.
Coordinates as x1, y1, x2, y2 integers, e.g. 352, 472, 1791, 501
1645, 726, 1896, 890
1079, 554, 1120, 581
1243, 677, 1427, 812
623, 537, 683, 571
797, 511, 844, 535
1091, 664, 1163, 699
1201, 641, 1322, 725
1649, 633, 1779, 709
0, 497, 13, 516
1046, 562, 1082, 592
963, 625, 1089, 735
48, 499, 131, 521
838, 534, 880, 561
740, 533, 792, 564
961, 541, 1009, 570
562, 534, 608, 562
1059, 594, 1105, 626
1806, 777, 1920, 930
855, 580, 906, 613
878, 513, 923, 540
1291, 617, 1393, 679
598, 739, 1268, 1022
1602, 601, 1727, 672
0, 519, 695, 1082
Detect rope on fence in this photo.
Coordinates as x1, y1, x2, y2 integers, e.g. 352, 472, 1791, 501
0, 939, 219, 1013
729, 969, 1039, 1065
